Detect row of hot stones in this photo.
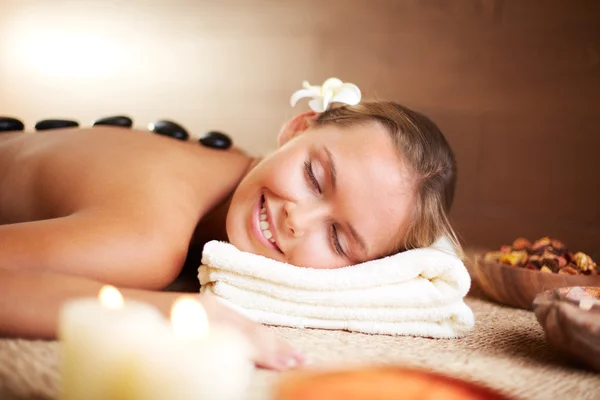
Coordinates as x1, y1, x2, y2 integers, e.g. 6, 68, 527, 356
0, 116, 232, 150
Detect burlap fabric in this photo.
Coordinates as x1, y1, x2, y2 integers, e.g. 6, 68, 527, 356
1, 285, 598, 399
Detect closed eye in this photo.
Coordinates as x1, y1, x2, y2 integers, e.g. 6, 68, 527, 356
304, 160, 322, 194
304, 158, 347, 259
330, 224, 347, 258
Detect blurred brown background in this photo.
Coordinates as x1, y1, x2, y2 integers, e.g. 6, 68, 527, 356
1, 0, 599, 256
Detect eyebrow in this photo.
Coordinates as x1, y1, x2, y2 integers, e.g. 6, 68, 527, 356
322, 146, 368, 257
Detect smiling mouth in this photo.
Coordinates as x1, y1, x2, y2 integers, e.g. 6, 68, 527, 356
258, 195, 282, 253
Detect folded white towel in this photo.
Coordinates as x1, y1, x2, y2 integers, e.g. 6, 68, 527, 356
198, 237, 475, 338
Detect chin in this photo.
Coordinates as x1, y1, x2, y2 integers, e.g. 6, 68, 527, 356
225, 209, 244, 248
226, 231, 250, 252
225, 201, 255, 255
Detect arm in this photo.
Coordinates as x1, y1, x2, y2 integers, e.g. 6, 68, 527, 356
0, 268, 305, 371
0, 210, 190, 290
0, 267, 181, 339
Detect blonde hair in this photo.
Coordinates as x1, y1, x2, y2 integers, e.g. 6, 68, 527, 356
314, 101, 462, 257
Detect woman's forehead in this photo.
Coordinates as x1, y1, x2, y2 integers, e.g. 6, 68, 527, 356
315, 123, 411, 183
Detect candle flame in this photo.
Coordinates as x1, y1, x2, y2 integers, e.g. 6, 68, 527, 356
171, 297, 209, 339
98, 285, 124, 309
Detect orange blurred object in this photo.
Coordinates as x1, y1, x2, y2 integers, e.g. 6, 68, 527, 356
274, 366, 514, 400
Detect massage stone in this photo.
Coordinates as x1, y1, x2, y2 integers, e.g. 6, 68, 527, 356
35, 119, 79, 131
198, 131, 232, 150
3, 114, 234, 150
93, 115, 133, 128
0, 117, 25, 132
149, 120, 189, 141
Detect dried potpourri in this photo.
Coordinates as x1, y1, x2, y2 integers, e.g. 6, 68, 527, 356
483, 237, 598, 276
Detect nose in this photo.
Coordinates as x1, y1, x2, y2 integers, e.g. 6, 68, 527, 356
283, 200, 328, 238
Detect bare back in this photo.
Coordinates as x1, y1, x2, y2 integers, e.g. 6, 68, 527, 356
0, 127, 252, 288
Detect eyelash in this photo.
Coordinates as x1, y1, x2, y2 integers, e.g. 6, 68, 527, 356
304, 160, 346, 258
304, 160, 322, 194
330, 225, 345, 257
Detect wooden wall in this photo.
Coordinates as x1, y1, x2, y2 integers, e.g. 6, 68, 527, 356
1, 0, 599, 255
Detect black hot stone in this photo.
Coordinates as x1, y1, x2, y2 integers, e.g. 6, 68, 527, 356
35, 119, 79, 131
0, 117, 25, 132
149, 120, 189, 141
198, 131, 232, 150
93, 115, 133, 128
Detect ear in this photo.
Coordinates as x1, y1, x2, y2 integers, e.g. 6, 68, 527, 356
277, 111, 318, 147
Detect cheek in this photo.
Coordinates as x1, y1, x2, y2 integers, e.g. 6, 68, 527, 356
262, 153, 307, 199
286, 233, 346, 269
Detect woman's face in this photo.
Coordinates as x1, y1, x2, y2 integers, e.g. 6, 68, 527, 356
226, 117, 416, 268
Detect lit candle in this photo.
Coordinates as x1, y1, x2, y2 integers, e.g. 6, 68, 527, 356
136, 297, 254, 400
60, 290, 253, 400
59, 286, 164, 400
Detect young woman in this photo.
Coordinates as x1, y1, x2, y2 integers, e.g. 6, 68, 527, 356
0, 101, 458, 370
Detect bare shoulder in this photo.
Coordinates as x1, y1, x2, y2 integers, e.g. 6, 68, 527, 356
0, 127, 253, 227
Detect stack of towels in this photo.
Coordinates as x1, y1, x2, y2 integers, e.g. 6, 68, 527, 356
198, 237, 474, 338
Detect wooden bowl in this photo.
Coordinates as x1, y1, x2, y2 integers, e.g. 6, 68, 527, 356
471, 256, 600, 309
274, 366, 515, 400
533, 287, 600, 372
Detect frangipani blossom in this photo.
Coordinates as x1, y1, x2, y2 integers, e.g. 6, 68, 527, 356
290, 77, 361, 112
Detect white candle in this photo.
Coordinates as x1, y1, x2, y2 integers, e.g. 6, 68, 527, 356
60, 290, 253, 400
59, 286, 164, 400
137, 297, 254, 400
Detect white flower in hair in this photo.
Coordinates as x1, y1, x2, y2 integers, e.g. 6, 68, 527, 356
290, 77, 361, 112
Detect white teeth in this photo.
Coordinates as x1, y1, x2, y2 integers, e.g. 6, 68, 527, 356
259, 198, 276, 245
